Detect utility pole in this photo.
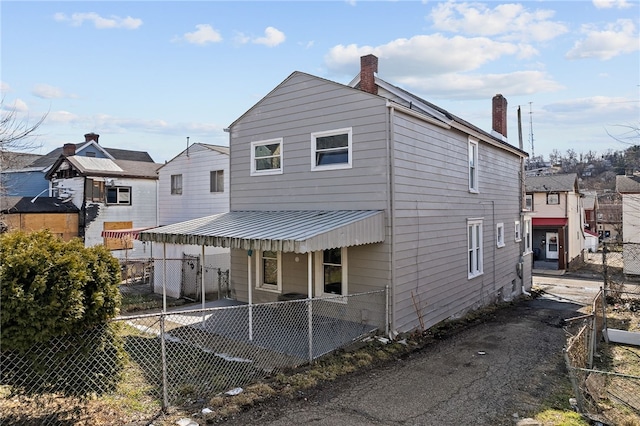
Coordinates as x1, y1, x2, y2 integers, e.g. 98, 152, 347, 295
528, 102, 534, 164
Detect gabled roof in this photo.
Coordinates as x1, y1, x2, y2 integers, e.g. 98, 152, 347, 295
0, 196, 79, 214
582, 191, 598, 210
46, 156, 161, 180
227, 70, 526, 158
616, 175, 640, 193
29, 142, 154, 169
0, 151, 44, 170
159, 143, 229, 170
525, 173, 579, 193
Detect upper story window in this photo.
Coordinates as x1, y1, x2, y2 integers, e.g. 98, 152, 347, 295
251, 139, 282, 175
547, 193, 559, 205
256, 250, 282, 292
496, 222, 505, 248
468, 219, 483, 278
514, 221, 521, 242
106, 187, 131, 205
210, 170, 224, 193
85, 178, 104, 202
311, 128, 352, 171
468, 138, 478, 193
171, 174, 182, 195
85, 151, 96, 157
525, 194, 533, 211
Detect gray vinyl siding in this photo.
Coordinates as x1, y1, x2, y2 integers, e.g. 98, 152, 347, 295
390, 110, 522, 332
229, 72, 389, 212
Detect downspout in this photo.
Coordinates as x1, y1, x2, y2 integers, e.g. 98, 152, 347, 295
386, 103, 397, 337
517, 106, 529, 296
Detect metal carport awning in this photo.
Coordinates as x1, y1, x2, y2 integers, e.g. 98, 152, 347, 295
138, 210, 386, 253
101, 227, 156, 239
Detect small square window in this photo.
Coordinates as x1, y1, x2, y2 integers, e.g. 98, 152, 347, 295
496, 223, 505, 248
171, 174, 182, 195
106, 187, 131, 205
547, 193, 559, 204
251, 139, 282, 175
210, 170, 224, 193
311, 128, 352, 171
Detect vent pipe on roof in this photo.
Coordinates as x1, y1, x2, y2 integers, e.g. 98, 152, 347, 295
360, 54, 378, 95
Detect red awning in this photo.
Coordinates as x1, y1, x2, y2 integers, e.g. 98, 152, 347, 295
101, 227, 155, 240
532, 218, 567, 227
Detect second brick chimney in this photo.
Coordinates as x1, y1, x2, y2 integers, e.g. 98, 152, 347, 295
63, 143, 76, 156
492, 94, 508, 139
360, 54, 378, 95
84, 132, 100, 143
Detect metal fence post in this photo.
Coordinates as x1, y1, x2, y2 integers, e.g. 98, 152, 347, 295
563, 349, 586, 413
602, 243, 608, 291
308, 298, 313, 363
160, 313, 169, 409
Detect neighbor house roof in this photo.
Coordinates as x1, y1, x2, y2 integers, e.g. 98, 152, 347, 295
0, 196, 79, 214
0, 151, 44, 170
616, 175, 640, 193
139, 210, 385, 253
46, 156, 161, 180
158, 143, 230, 170
525, 173, 579, 193
582, 191, 597, 210
29, 143, 154, 169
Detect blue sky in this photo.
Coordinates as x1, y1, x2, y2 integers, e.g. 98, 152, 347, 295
2, 0, 639, 164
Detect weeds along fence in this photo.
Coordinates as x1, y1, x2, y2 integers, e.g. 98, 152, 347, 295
1, 289, 387, 424
564, 285, 640, 422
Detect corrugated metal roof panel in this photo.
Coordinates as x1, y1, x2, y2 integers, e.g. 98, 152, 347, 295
139, 210, 385, 253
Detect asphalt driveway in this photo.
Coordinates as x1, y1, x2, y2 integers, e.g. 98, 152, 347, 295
217, 274, 597, 425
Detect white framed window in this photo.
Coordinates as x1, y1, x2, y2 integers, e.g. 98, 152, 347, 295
106, 187, 131, 205
171, 174, 182, 195
314, 247, 348, 298
210, 170, 224, 193
496, 222, 505, 248
524, 218, 532, 253
525, 194, 533, 211
514, 221, 521, 242
311, 128, 352, 171
547, 193, 559, 205
468, 138, 479, 193
468, 219, 483, 278
255, 250, 282, 292
251, 139, 282, 175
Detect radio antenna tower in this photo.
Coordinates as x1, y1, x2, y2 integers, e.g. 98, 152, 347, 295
528, 102, 534, 161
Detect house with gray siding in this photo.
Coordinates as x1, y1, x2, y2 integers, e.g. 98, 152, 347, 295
616, 174, 640, 275
141, 55, 532, 334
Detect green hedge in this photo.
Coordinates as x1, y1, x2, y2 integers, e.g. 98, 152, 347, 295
0, 230, 125, 395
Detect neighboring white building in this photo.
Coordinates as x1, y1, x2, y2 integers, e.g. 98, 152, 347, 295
46, 153, 161, 259
616, 174, 640, 276
154, 143, 230, 298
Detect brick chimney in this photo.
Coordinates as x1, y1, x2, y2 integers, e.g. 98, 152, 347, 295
492, 94, 508, 138
84, 132, 99, 143
360, 54, 378, 95
63, 143, 76, 156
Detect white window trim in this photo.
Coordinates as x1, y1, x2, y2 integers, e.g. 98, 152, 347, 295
468, 218, 483, 279
314, 247, 348, 302
311, 127, 352, 171
524, 218, 532, 254
251, 138, 283, 176
468, 137, 479, 193
496, 222, 505, 248
514, 221, 521, 242
255, 250, 282, 293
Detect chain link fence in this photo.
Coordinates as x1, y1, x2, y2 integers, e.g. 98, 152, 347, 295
564, 256, 640, 425
1, 289, 387, 424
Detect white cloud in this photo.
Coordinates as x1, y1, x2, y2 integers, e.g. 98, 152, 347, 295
566, 19, 639, 60
32, 84, 77, 99
49, 110, 80, 124
253, 27, 286, 47
3, 98, 30, 113
177, 24, 223, 45
429, 2, 568, 42
235, 27, 285, 47
53, 12, 142, 29
326, 34, 534, 77
593, 0, 633, 9
0, 81, 11, 94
